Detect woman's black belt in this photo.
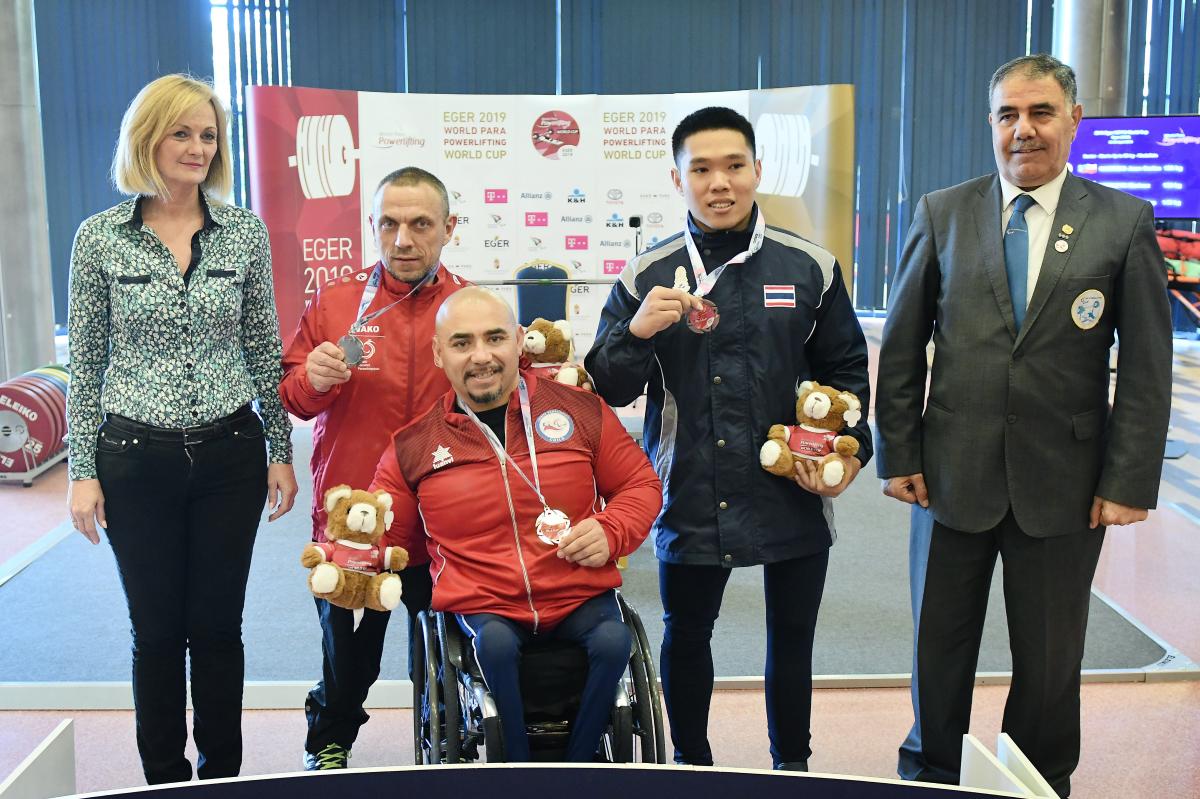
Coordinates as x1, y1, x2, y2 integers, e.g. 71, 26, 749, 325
103, 404, 256, 445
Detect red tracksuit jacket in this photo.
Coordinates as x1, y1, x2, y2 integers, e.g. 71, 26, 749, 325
371, 374, 662, 631
279, 262, 468, 556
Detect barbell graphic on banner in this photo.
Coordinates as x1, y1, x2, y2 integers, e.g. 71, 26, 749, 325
287, 115, 359, 199
756, 113, 819, 199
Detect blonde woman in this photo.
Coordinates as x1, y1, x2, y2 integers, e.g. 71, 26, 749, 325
65, 74, 297, 784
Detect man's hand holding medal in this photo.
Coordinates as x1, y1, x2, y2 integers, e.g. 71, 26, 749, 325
305, 340, 353, 393
556, 517, 612, 567
629, 284, 710, 339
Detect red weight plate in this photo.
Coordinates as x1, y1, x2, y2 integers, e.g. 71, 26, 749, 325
9, 377, 64, 453
27, 375, 68, 452
9, 378, 63, 455
0, 383, 57, 470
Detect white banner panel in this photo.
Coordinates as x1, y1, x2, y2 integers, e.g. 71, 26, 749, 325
248, 85, 854, 355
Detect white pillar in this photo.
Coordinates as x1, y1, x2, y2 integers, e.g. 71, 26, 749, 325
0, 0, 56, 381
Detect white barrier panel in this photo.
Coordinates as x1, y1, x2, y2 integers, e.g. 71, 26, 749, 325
0, 718, 75, 799
996, 734, 1059, 798
959, 734, 1034, 796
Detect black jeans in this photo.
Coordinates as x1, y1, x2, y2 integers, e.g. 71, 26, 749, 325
659, 551, 829, 767
96, 407, 267, 784
304, 564, 432, 754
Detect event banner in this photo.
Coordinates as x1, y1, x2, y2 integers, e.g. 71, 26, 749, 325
247, 85, 854, 352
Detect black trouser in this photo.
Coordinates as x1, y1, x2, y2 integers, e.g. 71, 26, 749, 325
96, 407, 267, 785
899, 508, 1104, 799
659, 551, 829, 767
304, 564, 432, 754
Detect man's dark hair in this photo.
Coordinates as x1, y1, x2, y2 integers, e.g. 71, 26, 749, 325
671, 106, 756, 164
375, 166, 451, 219
989, 53, 1078, 108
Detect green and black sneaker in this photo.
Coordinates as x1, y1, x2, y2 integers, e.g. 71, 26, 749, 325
304, 743, 351, 770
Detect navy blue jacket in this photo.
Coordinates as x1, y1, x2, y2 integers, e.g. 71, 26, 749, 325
585, 210, 872, 567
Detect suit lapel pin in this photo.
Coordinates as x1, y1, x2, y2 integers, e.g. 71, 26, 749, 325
1054, 239, 1069, 253
1061, 224, 1074, 235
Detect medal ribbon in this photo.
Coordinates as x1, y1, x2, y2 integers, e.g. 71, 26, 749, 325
458, 376, 551, 513
346, 262, 439, 336
681, 204, 766, 298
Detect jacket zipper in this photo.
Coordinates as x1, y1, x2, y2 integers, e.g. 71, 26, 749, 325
499, 458, 539, 632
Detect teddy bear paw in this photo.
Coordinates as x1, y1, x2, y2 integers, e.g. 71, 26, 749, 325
759, 440, 784, 469
311, 563, 339, 594
821, 459, 845, 487
378, 574, 403, 610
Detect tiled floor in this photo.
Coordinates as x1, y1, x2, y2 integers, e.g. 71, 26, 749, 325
2, 322, 1198, 796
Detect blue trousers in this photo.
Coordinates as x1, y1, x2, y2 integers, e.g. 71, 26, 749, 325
457, 590, 631, 762
659, 551, 829, 767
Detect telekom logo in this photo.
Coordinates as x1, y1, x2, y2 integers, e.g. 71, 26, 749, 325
484, 189, 508, 203
603, 259, 626, 275
525, 212, 548, 226
565, 236, 589, 250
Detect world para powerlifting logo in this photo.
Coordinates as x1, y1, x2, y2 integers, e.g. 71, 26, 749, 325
531, 110, 580, 159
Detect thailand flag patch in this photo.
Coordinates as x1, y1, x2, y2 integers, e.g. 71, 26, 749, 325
763, 284, 796, 308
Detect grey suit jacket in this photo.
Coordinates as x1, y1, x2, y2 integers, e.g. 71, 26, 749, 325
875, 172, 1172, 537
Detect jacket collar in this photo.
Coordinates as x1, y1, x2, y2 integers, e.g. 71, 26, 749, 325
377, 261, 444, 297
685, 203, 758, 252
121, 193, 223, 231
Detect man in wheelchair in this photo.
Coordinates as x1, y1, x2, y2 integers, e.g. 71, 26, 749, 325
372, 287, 662, 761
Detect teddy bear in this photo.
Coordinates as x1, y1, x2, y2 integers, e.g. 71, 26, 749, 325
521, 317, 593, 390
300, 485, 409, 614
759, 381, 862, 487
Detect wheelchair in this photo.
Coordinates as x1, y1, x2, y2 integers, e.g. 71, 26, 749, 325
412, 591, 666, 764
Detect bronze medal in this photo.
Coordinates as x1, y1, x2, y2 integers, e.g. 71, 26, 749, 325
686, 297, 720, 334
535, 507, 572, 545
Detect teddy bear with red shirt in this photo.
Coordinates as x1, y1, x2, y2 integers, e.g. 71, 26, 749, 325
300, 485, 408, 613
759, 381, 862, 487
521, 317, 593, 390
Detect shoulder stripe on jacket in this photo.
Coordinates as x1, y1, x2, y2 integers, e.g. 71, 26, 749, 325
764, 226, 837, 294
618, 233, 686, 300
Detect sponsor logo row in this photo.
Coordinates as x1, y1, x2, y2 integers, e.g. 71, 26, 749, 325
473, 188, 673, 205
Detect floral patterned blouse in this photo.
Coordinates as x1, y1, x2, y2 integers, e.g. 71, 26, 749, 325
66, 195, 292, 479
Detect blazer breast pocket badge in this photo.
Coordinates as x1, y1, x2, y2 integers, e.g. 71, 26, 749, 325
1071, 289, 1105, 330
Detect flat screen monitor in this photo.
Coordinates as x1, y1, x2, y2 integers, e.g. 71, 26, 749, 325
1068, 115, 1200, 220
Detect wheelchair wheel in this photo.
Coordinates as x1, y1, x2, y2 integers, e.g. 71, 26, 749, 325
437, 613, 463, 763
411, 613, 426, 764
621, 595, 667, 763
415, 611, 443, 764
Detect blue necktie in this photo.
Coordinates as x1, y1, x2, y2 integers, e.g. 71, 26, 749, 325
1004, 194, 1035, 330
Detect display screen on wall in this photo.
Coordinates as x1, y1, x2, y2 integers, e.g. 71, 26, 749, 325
1069, 115, 1200, 220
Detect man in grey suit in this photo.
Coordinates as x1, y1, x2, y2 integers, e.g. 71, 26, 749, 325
875, 54, 1172, 797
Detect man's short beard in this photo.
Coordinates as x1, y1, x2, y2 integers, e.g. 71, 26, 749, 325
467, 387, 502, 406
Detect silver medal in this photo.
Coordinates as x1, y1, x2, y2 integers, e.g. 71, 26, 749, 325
338, 334, 365, 366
